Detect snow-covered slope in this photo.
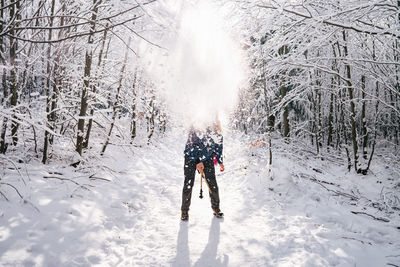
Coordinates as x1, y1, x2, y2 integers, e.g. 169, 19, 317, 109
1, 129, 399, 266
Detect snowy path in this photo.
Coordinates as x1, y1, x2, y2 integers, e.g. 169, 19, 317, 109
1, 130, 400, 266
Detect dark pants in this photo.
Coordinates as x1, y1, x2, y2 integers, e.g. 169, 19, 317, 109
181, 157, 220, 212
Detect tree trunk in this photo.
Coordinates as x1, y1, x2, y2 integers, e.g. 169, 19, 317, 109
263, 64, 273, 165
84, 27, 109, 149
334, 40, 352, 170
342, 30, 359, 173
130, 70, 137, 142
101, 37, 130, 155
364, 81, 380, 173
147, 95, 155, 145
357, 39, 380, 175
42, 0, 56, 164
9, 1, 19, 146
0, 0, 8, 153
279, 45, 290, 138
391, 3, 400, 146
327, 87, 334, 149
281, 82, 289, 138
360, 75, 368, 161
315, 66, 323, 152
393, 41, 399, 146
76, 0, 100, 156
339, 89, 352, 171
332, 42, 341, 150
311, 89, 319, 153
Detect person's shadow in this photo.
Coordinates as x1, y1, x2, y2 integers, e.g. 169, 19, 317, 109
193, 218, 229, 267
172, 222, 190, 267
172, 218, 228, 267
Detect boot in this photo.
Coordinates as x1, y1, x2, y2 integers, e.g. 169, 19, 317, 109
181, 210, 189, 221
213, 209, 224, 218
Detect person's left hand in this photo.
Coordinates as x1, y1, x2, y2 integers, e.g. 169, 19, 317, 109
219, 163, 225, 172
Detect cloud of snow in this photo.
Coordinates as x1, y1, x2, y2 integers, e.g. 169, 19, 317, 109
142, 0, 247, 128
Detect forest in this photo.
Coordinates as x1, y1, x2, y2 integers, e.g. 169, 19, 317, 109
1, 0, 400, 266
0, 0, 399, 171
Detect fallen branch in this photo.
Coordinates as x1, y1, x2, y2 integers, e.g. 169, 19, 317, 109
0, 182, 23, 199
23, 199, 40, 213
296, 173, 358, 200
309, 177, 339, 187
89, 173, 111, 182
351, 211, 390, 222
43, 175, 80, 185
312, 180, 358, 200
70, 185, 92, 197
312, 168, 323, 174
0, 190, 9, 201
297, 172, 340, 186
48, 171, 63, 175
0, 156, 27, 186
89, 176, 111, 182
43, 176, 94, 190
342, 236, 372, 245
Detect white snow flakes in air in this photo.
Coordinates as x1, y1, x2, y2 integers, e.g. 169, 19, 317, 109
143, 0, 247, 127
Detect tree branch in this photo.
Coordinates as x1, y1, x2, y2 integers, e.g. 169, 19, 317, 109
5, 15, 144, 43
257, 4, 399, 38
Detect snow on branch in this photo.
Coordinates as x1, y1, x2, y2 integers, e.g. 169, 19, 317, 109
257, 3, 399, 38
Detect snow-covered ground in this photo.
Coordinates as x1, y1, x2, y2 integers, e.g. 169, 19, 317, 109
1, 129, 400, 266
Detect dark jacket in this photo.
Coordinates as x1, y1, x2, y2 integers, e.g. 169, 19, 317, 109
184, 127, 223, 164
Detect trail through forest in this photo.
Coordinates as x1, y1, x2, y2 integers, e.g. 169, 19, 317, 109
1, 1, 400, 266
1, 129, 399, 266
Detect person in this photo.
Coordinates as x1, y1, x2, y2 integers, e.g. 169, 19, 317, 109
181, 120, 225, 221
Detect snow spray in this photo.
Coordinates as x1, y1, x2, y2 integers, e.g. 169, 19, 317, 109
142, 0, 247, 128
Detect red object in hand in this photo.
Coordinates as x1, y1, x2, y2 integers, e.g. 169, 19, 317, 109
213, 155, 218, 165
219, 164, 225, 172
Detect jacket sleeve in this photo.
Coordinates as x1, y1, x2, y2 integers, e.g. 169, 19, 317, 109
214, 133, 223, 164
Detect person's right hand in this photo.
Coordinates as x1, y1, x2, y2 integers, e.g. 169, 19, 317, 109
196, 162, 204, 173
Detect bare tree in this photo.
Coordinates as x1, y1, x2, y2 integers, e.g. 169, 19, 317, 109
76, 0, 101, 156
101, 37, 131, 155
